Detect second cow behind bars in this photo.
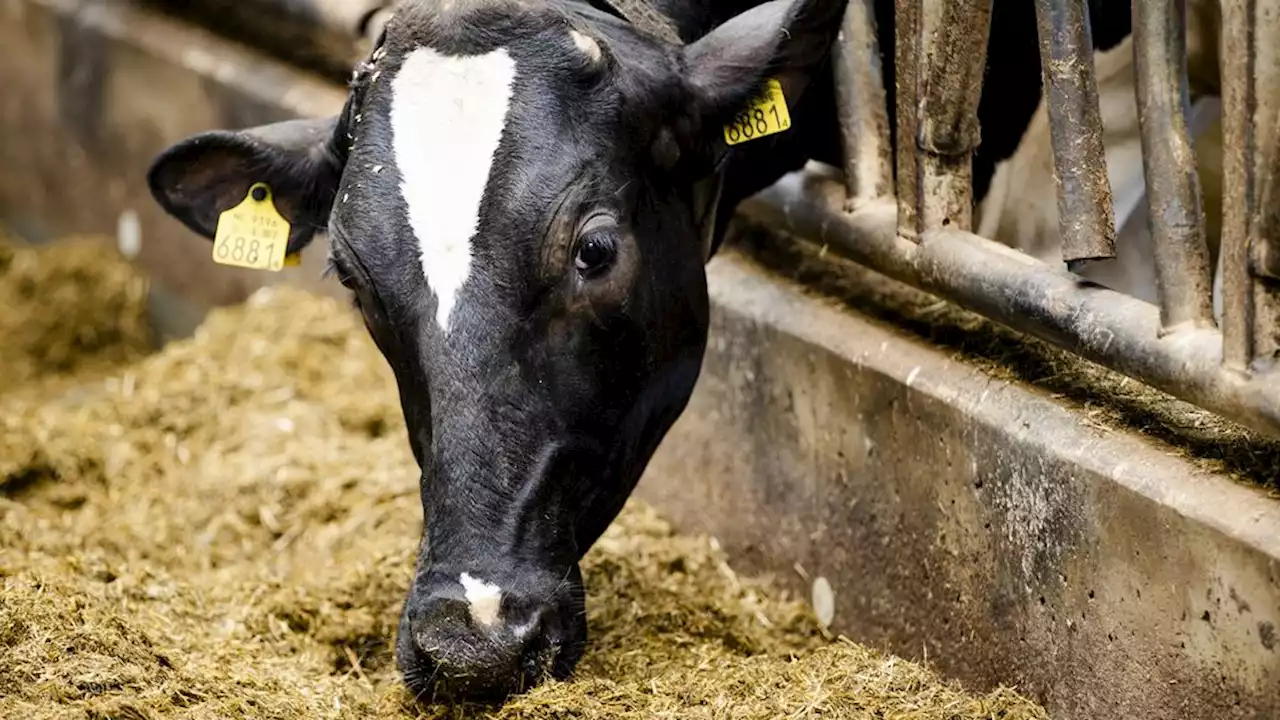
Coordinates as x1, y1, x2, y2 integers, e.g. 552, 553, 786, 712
145, 0, 1133, 704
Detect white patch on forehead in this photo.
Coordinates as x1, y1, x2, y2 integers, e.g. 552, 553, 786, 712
459, 572, 502, 627
391, 46, 517, 331
570, 30, 601, 63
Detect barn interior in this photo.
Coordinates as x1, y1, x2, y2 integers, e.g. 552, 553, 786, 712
1, 1, 1277, 719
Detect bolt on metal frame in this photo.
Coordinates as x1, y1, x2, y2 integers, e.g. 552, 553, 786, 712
741, 0, 1280, 440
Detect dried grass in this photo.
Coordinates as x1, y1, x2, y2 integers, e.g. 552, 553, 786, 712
0, 229, 151, 398
0, 231, 1048, 719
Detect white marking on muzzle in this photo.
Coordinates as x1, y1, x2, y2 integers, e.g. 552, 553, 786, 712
459, 572, 502, 627
390, 46, 517, 332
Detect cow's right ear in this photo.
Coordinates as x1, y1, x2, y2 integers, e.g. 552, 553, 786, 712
147, 115, 345, 255
681, 0, 843, 127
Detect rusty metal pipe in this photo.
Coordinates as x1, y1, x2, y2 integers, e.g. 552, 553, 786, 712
1131, 0, 1214, 331
1246, 0, 1280, 369
1032, 0, 1118, 269
893, 0, 922, 239
915, 0, 994, 232
833, 0, 892, 207
137, 0, 389, 78
1219, 0, 1252, 369
1218, 0, 1280, 371
740, 168, 1280, 440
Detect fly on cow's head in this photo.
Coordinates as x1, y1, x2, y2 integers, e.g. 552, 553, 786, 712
147, 0, 844, 702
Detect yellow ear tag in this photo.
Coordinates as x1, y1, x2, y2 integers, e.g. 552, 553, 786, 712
723, 78, 792, 146
211, 182, 292, 272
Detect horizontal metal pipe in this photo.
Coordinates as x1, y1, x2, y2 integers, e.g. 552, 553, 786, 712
138, 0, 386, 78
741, 168, 1280, 440
1033, 0, 1118, 268
1131, 0, 1215, 332
833, 0, 893, 207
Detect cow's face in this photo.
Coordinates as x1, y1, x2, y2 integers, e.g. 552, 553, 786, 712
147, 0, 840, 701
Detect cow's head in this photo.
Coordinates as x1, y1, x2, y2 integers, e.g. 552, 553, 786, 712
147, 0, 841, 701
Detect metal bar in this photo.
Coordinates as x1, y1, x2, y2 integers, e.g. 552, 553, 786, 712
916, 0, 993, 231
1131, 0, 1214, 331
833, 0, 892, 207
1252, 278, 1280, 372
1219, 0, 1280, 371
1032, 0, 1118, 269
1249, 0, 1280, 369
740, 168, 1280, 440
137, 0, 387, 78
893, 0, 922, 239
1219, 0, 1252, 369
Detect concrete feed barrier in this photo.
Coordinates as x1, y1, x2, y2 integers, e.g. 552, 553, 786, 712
0, 0, 1276, 717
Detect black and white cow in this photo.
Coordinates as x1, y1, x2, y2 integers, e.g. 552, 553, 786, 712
147, 0, 1131, 702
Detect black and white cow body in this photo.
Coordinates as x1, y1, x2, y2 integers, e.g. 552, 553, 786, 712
147, 0, 1132, 702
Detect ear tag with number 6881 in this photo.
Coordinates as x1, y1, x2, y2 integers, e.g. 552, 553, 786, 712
722, 78, 792, 146
212, 182, 293, 272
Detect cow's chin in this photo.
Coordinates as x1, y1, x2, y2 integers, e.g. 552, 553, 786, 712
394, 563, 588, 705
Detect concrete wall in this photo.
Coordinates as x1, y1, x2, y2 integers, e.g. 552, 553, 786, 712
2, 1, 1278, 717
0, 0, 346, 340
643, 248, 1280, 719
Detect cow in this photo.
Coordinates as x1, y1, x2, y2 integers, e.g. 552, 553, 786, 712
145, 0, 1134, 703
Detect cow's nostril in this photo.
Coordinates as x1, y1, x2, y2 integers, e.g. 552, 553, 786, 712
520, 642, 559, 686
507, 608, 544, 643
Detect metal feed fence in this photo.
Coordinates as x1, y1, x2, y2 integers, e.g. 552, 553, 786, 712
744, 0, 1280, 442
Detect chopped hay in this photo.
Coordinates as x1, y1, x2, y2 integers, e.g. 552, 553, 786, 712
0, 231, 1048, 719
0, 228, 151, 398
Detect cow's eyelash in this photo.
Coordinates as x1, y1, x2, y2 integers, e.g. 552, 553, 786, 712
324, 255, 360, 292
323, 258, 363, 311
322, 255, 352, 285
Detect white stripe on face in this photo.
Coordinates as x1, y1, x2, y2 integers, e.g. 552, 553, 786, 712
390, 46, 517, 332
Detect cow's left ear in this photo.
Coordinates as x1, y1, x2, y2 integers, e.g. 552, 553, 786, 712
147, 115, 345, 256
681, 0, 843, 134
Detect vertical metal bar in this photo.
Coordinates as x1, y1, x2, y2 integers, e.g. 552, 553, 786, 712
1253, 265, 1280, 372
1032, 0, 1118, 270
833, 0, 893, 208
916, 0, 993, 231
894, 0, 922, 239
1219, 0, 1252, 369
1131, 0, 1214, 331
1249, 0, 1280, 369
1218, 0, 1280, 371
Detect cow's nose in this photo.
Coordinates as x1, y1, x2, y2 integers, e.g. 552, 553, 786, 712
397, 571, 584, 702
415, 573, 509, 630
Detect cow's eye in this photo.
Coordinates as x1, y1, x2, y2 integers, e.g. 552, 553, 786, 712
574, 230, 617, 277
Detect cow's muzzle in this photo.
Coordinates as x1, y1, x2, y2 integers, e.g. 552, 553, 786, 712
396, 564, 587, 702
